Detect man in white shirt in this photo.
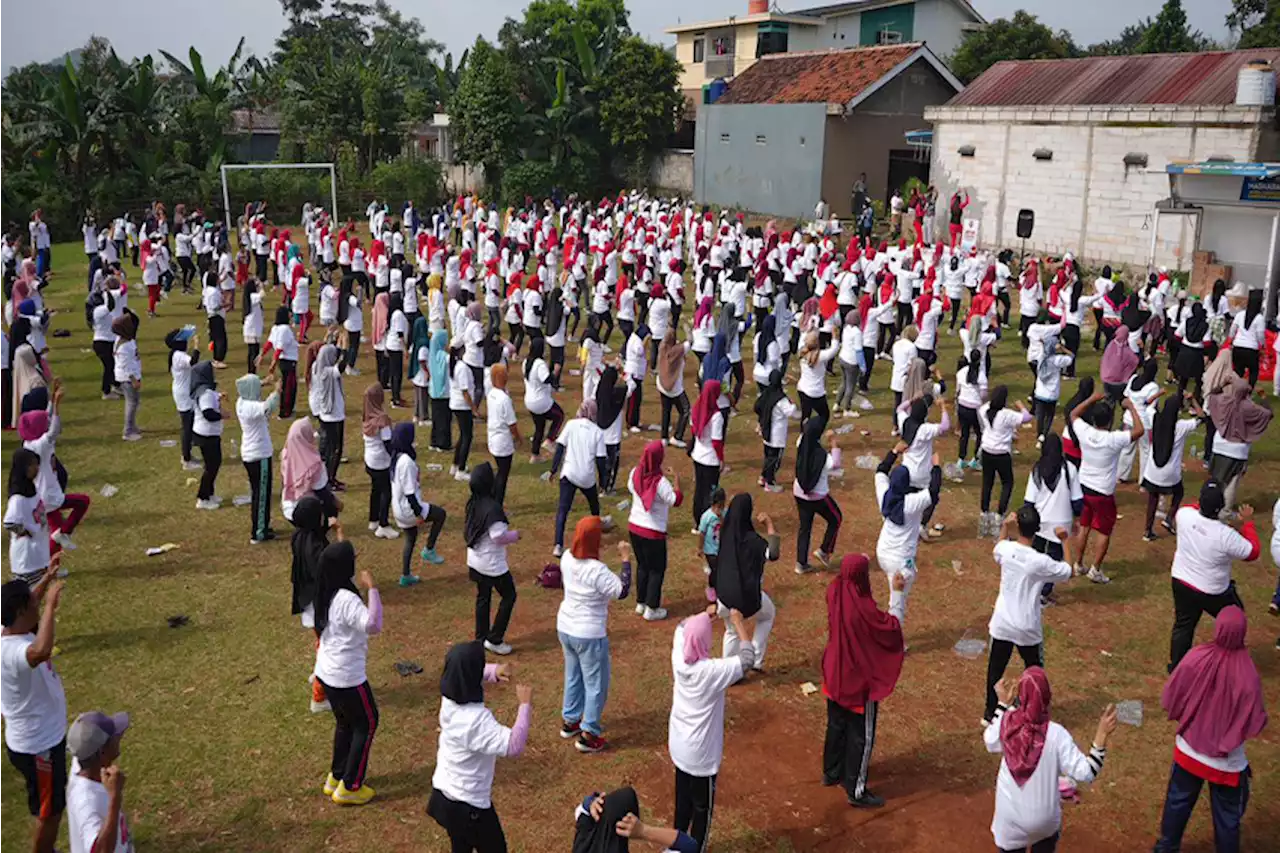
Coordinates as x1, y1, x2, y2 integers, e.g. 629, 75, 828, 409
983, 507, 1073, 723
65, 711, 133, 853
1, 573, 68, 853
1067, 390, 1143, 584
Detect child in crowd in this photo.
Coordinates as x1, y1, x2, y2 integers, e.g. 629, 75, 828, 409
697, 487, 725, 602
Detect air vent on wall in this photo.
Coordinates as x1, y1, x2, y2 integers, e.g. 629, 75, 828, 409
958, 145, 975, 157
1123, 152, 1148, 167
1033, 148, 1053, 161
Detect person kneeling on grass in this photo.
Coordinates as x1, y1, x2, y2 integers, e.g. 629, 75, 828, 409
574, 787, 700, 852
985, 668, 1116, 853
313, 542, 382, 806
428, 641, 531, 853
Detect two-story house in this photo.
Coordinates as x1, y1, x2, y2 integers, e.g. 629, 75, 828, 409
667, 0, 984, 105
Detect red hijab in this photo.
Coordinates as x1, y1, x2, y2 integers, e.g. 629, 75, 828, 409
690, 379, 722, 439
1162, 606, 1267, 757
1000, 667, 1052, 786
821, 555, 904, 709
631, 441, 665, 511
967, 280, 995, 322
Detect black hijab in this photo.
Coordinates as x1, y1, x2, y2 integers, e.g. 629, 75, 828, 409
290, 495, 329, 616
573, 787, 640, 853
715, 493, 769, 617
1151, 395, 1182, 468
9, 448, 38, 498
313, 541, 357, 636
1064, 376, 1094, 444
1244, 289, 1263, 328
544, 286, 565, 335
274, 305, 291, 327
525, 336, 545, 378
1130, 358, 1157, 392
901, 396, 931, 445
463, 462, 507, 548
964, 348, 981, 385
596, 366, 626, 429
440, 640, 486, 705
387, 294, 404, 335
753, 369, 786, 435
1121, 291, 1144, 331
795, 416, 829, 493
985, 385, 1008, 426
1185, 302, 1208, 342
1033, 433, 1066, 491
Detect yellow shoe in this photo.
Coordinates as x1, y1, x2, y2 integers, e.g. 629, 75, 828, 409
331, 781, 375, 805
322, 773, 340, 796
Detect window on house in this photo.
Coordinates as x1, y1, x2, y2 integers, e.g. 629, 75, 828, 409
692, 36, 705, 64
876, 28, 903, 45
712, 35, 733, 56
756, 28, 789, 57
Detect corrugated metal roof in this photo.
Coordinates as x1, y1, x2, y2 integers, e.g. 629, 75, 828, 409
948, 50, 1280, 108
716, 43, 921, 106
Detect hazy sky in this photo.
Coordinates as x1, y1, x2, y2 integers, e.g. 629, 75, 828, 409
2, 0, 1238, 73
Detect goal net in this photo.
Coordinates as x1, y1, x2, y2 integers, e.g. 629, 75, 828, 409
220, 162, 338, 237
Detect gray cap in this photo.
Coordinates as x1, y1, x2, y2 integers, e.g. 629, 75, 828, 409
66, 711, 130, 762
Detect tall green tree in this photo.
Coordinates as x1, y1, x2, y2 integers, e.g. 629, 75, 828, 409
450, 37, 522, 189
1228, 0, 1280, 47
599, 37, 683, 184
947, 11, 1080, 83
1136, 0, 1201, 53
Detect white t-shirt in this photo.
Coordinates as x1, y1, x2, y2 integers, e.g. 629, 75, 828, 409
5, 494, 50, 577
411, 346, 431, 389
313, 588, 371, 689
556, 418, 605, 489
889, 338, 917, 393
765, 397, 799, 448
486, 389, 517, 458
467, 521, 511, 577
1170, 507, 1255, 595
1072, 421, 1134, 495
797, 342, 838, 398
979, 406, 1026, 455
0, 633, 67, 754
524, 359, 554, 415
449, 361, 475, 411
193, 389, 223, 437
385, 311, 409, 352
627, 475, 678, 534
91, 304, 115, 342
1142, 419, 1199, 488
243, 292, 264, 343
874, 471, 932, 563
268, 324, 299, 362
432, 698, 512, 809
1023, 464, 1082, 544
557, 553, 624, 640
363, 426, 392, 471
901, 421, 944, 488
667, 623, 744, 777
67, 771, 135, 853
1032, 355, 1073, 403
985, 719, 1098, 850
988, 540, 1073, 646
235, 398, 274, 463
392, 455, 428, 528
1230, 310, 1265, 350
690, 411, 724, 467
113, 340, 141, 383
793, 449, 838, 501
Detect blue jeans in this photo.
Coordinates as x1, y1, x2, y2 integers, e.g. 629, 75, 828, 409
1154, 762, 1250, 852
559, 632, 611, 736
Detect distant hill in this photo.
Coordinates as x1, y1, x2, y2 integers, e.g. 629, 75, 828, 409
5, 47, 85, 78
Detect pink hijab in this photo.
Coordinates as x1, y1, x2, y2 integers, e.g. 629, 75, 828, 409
631, 440, 665, 511
1099, 326, 1139, 384
280, 419, 325, 502
371, 293, 390, 348
1162, 606, 1267, 757
1000, 667, 1052, 787
17, 409, 50, 441
682, 613, 713, 665
1207, 376, 1273, 444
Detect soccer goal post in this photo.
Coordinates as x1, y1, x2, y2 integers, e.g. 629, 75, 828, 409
220, 162, 338, 234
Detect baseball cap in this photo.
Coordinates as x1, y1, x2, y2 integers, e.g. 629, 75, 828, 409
67, 711, 130, 762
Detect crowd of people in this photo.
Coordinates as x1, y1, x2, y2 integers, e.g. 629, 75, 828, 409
2, 188, 1278, 853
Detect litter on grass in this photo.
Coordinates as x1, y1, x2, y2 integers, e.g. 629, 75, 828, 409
1116, 700, 1143, 727
854, 454, 879, 470
232, 495, 252, 507
834, 424, 856, 435
539, 471, 552, 482
568, 369, 582, 376
424, 463, 443, 472
800, 682, 819, 696
184, 477, 198, 487
166, 614, 189, 628
615, 498, 631, 511
99, 484, 119, 498
158, 439, 177, 448
954, 633, 986, 659
146, 543, 180, 557
646, 424, 660, 432
951, 560, 964, 576
393, 661, 424, 677
942, 462, 964, 481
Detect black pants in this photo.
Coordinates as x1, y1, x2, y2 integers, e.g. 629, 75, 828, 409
92, 340, 116, 396
728, 361, 745, 406
895, 302, 913, 336
531, 403, 565, 455
630, 533, 668, 610
555, 478, 601, 547
1062, 324, 1080, 377
980, 451, 1014, 514
1170, 579, 1242, 672
1232, 346, 1260, 388
999, 832, 1059, 853
958, 404, 982, 460
256, 254, 268, 281
317, 679, 378, 790
593, 311, 613, 346
1033, 398, 1057, 440
661, 392, 690, 442
376, 350, 389, 389
796, 495, 842, 565
453, 409, 474, 470
401, 504, 446, 576
209, 314, 227, 362
492, 454, 512, 506
1092, 308, 1106, 349
195, 434, 221, 500
603, 444, 621, 493
367, 466, 391, 527
318, 420, 344, 483
387, 350, 404, 404
431, 398, 453, 449
625, 381, 643, 429
509, 322, 524, 355
471, 569, 517, 644
876, 323, 895, 355
762, 445, 783, 485
823, 699, 878, 798
673, 768, 716, 852
549, 345, 565, 388
1145, 483, 1185, 536
985, 639, 1043, 721
949, 299, 963, 330
245, 341, 259, 375
243, 458, 273, 540
859, 347, 876, 391
800, 392, 830, 427
279, 359, 297, 417
692, 462, 720, 531
1, 369, 10, 433
428, 788, 508, 853
1153, 763, 1249, 853
997, 290, 1011, 325
344, 331, 361, 372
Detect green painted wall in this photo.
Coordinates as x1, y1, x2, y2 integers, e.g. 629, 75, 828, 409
860, 5, 915, 45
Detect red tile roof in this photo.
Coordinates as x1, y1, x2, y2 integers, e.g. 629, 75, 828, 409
716, 43, 922, 106
948, 49, 1280, 108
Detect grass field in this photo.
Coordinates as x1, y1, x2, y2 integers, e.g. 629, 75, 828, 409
3, 241, 1278, 852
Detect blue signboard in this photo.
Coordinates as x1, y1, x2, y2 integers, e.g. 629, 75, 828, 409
1241, 176, 1280, 202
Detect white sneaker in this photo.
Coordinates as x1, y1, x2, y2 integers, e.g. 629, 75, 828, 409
195, 498, 220, 510
629, 426, 641, 434
484, 640, 513, 656
858, 397, 873, 411
374, 526, 401, 540
310, 699, 331, 714
454, 471, 471, 482
552, 544, 563, 558
635, 603, 646, 615
55, 564, 69, 578
668, 438, 687, 448
600, 514, 614, 531
182, 460, 203, 472
52, 531, 77, 551
122, 432, 143, 442
344, 367, 361, 376
368, 521, 379, 532
643, 606, 668, 621
449, 465, 458, 475
1087, 566, 1111, 584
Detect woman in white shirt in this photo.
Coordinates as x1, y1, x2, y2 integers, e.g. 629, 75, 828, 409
688, 381, 724, 533
557, 516, 632, 753
383, 294, 409, 407
1022, 435, 1083, 606
754, 369, 798, 492
236, 373, 280, 543
656, 330, 692, 448
667, 609, 756, 851
361, 384, 396, 539
979, 387, 1033, 531
793, 418, 844, 574
623, 325, 650, 432
449, 345, 478, 479
464, 462, 521, 655
984, 669, 1113, 853
267, 306, 300, 418
1230, 290, 1266, 388
523, 339, 564, 461
485, 364, 520, 505
164, 328, 202, 470
309, 342, 347, 489
89, 289, 119, 399
189, 362, 225, 508
551, 399, 607, 554
751, 314, 782, 392
388, 422, 447, 585
1141, 395, 1203, 542
427, 642, 531, 851
627, 441, 684, 621
312, 541, 384, 805
835, 309, 867, 416
796, 331, 839, 426
874, 446, 940, 625
1031, 333, 1074, 443
241, 280, 264, 375
955, 349, 988, 469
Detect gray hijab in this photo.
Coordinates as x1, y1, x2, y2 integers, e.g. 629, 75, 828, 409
310, 344, 343, 418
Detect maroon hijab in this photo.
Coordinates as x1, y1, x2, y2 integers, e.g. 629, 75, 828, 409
631, 440, 665, 511
1162, 606, 1267, 757
689, 379, 722, 439
1000, 667, 1052, 787
821, 555, 904, 710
